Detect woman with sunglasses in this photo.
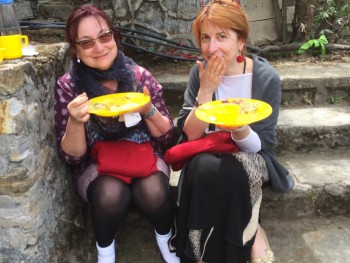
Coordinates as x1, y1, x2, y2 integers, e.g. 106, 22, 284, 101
172, 0, 294, 262
54, 4, 179, 263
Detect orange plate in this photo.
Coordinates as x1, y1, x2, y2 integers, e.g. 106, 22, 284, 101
195, 98, 272, 126
89, 92, 150, 117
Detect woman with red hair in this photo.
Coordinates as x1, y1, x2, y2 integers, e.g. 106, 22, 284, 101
172, 1, 294, 262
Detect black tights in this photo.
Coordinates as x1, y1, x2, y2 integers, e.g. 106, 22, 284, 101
87, 173, 175, 247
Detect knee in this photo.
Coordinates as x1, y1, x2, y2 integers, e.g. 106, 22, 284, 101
133, 176, 170, 210
90, 178, 130, 209
142, 184, 169, 206
189, 153, 218, 181
95, 188, 121, 207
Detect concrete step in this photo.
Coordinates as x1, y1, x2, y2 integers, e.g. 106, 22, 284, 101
159, 60, 350, 109
76, 202, 350, 263
276, 105, 350, 153
276, 61, 350, 106
262, 149, 350, 219
160, 64, 350, 152
159, 61, 350, 160
261, 215, 350, 263
169, 148, 350, 220
109, 213, 350, 263
166, 105, 350, 154
68, 214, 350, 263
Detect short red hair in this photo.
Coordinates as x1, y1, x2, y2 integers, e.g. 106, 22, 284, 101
193, 0, 249, 53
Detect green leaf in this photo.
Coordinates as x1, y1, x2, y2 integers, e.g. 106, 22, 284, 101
298, 39, 318, 54
318, 34, 328, 45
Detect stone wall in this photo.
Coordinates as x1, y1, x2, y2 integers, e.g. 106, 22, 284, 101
110, 0, 198, 47
0, 44, 95, 262
15, 0, 286, 48
16, 0, 199, 48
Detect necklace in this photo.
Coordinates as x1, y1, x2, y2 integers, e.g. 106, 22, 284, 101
243, 58, 246, 74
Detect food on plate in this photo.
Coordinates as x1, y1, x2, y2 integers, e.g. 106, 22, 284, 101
195, 98, 271, 126
89, 92, 150, 117
238, 100, 258, 114
223, 99, 258, 114
90, 100, 138, 112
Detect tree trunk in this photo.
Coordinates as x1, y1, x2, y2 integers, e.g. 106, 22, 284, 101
292, 0, 317, 42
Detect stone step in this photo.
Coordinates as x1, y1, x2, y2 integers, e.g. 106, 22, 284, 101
260, 215, 350, 263
276, 60, 350, 106
109, 213, 350, 263
166, 105, 350, 153
77, 191, 350, 263
169, 148, 350, 220
276, 105, 350, 153
262, 149, 350, 219
159, 60, 350, 108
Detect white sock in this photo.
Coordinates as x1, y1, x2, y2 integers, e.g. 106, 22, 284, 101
155, 230, 180, 263
96, 240, 116, 263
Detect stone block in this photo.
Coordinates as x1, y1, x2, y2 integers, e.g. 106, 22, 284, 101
0, 63, 26, 96
38, 3, 75, 21
14, 2, 34, 20
9, 136, 31, 162
164, 16, 193, 35
177, 0, 198, 20
136, 2, 164, 31
0, 98, 26, 135
0, 168, 32, 195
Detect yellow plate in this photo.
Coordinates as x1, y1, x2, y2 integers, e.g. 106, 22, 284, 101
195, 98, 272, 126
89, 92, 150, 117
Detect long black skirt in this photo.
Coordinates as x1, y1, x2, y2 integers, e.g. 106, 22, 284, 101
173, 152, 268, 263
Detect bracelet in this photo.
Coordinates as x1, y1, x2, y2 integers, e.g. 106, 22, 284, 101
194, 97, 202, 108
143, 104, 156, 118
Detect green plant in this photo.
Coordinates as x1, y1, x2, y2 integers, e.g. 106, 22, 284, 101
315, 0, 350, 40
329, 95, 347, 104
315, 0, 336, 24
297, 34, 328, 60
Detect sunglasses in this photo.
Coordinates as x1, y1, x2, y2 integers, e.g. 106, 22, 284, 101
200, 0, 240, 9
75, 30, 113, 49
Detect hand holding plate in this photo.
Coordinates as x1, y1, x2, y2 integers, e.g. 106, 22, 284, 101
67, 92, 90, 124
135, 86, 153, 115
216, 124, 247, 132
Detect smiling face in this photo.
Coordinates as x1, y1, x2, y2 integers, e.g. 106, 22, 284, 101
75, 16, 118, 70
199, 20, 245, 74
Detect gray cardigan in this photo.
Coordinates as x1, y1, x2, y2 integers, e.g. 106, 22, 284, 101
177, 54, 294, 193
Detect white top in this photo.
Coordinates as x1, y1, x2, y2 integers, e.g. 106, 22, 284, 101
215, 73, 253, 99
209, 73, 262, 153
